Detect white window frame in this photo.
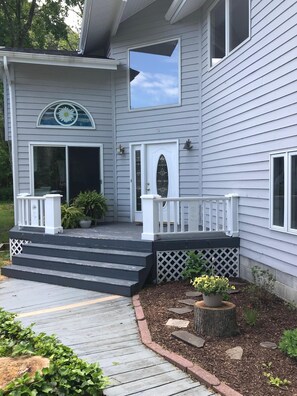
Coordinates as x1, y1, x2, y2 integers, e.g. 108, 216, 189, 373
208, 0, 251, 69
29, 142, 104, 203
127, 38, 181, 112
270, 150, 297, 235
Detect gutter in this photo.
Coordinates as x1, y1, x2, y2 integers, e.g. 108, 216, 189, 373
3, 56, 18, 225
78, 0, 93, 55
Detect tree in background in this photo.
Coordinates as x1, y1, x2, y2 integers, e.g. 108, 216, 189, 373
0, 0, 84, 201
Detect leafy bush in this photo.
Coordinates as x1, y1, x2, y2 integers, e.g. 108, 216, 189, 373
243, 306, 258, 326
182, 251, 209, 281
279, 329, 297, 359
61, 204, 84, 229
0, 186, 13, 202
73, 191, 108, 221
246, 265, 276, 306
0, 308, 108, 394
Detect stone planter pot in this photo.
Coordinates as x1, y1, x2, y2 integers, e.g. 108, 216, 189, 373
202, 293, 223, 308
79, 220, 92, 229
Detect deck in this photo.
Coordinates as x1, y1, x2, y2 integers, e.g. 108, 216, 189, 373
0, 278, 215, 396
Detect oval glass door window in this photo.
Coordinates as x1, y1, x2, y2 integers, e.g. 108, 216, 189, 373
156, 154, 169, 203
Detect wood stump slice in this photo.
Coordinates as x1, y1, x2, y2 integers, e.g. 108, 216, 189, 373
194, 301, 239, 338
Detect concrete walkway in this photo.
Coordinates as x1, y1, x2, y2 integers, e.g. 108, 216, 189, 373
0, 278, 215, 396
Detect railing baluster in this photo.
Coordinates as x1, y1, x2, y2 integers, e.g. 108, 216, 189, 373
209, 200, 213, 231
202, 201, 206, 231
216, 201, 220, 231
173, 201, 178, 233
222, 200, 226, 231
21, 200, 25, 226
181, 201, 185, 232
167, 201, 171, 232
39, 200, 43, 227
159, 201, 163, 233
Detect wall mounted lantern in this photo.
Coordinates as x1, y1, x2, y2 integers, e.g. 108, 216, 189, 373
183, 139, 193, 150
117, 144, 125, 155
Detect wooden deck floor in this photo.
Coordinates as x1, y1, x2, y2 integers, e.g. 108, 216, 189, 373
0, 278, 215, 395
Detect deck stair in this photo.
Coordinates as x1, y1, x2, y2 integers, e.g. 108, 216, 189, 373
3, 240, 154, 297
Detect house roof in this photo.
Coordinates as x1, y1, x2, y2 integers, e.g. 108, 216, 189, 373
0, 47, 119, 70
79, 0, 207, 55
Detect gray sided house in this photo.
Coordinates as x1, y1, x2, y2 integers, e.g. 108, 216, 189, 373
0, 0, 297, 300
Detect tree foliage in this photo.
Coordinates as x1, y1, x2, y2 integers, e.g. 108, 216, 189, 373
0, 0, 83, 49
0, 0, 84, 196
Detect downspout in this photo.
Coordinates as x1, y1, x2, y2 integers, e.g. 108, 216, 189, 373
3, 56, 18, 225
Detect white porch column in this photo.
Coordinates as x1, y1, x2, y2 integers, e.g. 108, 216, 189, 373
225, 193, 239, 237
44, 194, 63, 235
141, 194, 161, 241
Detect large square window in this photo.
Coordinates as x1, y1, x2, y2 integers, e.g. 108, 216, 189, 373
210, 0, 250, 67
270, 151, 297, 233
129, 39, 180, 110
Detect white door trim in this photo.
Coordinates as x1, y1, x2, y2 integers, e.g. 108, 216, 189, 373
130, 140, 179, 222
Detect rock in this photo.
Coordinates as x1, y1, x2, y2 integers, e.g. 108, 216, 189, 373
178, 299, 197, 306
168, 307, 193, 314
166, 319, 189, 328
185, 291, 202, 297
226, 346, 243, 360
227, 289, 240, 294
172, 330, 205, 348
260, 341, 277, 349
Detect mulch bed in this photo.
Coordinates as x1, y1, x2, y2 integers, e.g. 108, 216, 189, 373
139, 279, 297, 396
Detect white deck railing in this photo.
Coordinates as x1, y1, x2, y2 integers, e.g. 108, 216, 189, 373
141, 194, 239, 241
17, 193, 63, 235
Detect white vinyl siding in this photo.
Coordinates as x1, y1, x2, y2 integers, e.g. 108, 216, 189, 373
110, 0, 201, 221
201, 0, 297, 278
13, 64, 115, 221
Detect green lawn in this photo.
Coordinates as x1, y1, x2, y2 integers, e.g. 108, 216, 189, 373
0, 202, 14, 243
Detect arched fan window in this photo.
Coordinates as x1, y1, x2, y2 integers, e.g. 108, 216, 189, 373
37, 101, 95, 129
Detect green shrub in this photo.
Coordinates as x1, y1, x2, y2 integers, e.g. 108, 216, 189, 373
61, 204, 84, 229
0, 308, 108, 394
182, 251, 209, 281
0, 186, 13, 202
243, 306, 258, 326
73, 190, 108, 221
279, 329, 297, 359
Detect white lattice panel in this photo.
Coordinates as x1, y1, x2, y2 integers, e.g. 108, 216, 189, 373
157, 248, 239, 283
10, 239, 31, 259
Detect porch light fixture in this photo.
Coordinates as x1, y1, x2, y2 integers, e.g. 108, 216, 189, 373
183, 139, 193, 150
117, 144, 125, 155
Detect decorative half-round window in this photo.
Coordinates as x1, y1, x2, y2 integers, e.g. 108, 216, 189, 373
37, 101, 95, 129
156, 154, 169, 199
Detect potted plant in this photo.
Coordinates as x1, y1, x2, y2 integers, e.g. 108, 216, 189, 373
73, 190, 108, 224
61, 204, 84, 229
79, 216, 92, 229
192, 275, 235, 307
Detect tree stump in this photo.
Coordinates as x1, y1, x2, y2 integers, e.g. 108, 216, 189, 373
194, 301, 239, 338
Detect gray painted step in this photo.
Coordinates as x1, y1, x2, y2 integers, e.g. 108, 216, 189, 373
2, 265, 138, 296
23, 243, 152, 266
13, 254, 147, 281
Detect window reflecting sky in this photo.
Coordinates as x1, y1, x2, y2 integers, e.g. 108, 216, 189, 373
129, 40, 180, 109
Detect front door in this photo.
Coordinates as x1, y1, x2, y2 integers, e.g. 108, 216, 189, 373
132, 141, 179, 222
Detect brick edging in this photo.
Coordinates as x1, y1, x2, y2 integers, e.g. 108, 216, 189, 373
132, 294, 243, 396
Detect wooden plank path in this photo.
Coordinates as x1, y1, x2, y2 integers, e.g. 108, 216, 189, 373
0, 278, 215, 396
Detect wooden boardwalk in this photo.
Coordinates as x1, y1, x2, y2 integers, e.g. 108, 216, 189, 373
0, 278, 215, 396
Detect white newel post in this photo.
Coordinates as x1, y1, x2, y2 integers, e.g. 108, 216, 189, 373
225, 193, 239, 237
44, 194, 63, 234
141, 194, 161, 241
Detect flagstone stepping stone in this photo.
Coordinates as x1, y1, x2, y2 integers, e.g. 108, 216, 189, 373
227, 289, 240, 294
226, 346, 243, 360
185, 291, 202, 297
168, 307, 193, 314
172, 331, 205, 348
166, 319, 189, 328
178, 299, 197, 306
260, 341, 277, 349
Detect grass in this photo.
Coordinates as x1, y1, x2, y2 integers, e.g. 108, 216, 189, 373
0, 202, 13, 268
0, 202, 14, 243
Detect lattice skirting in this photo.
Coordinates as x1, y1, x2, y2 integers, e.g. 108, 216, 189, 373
157, 248, 239, 283
10, 239, 31, 259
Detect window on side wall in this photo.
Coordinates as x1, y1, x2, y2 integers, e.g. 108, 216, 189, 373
270, 151, 297, 234
129, 39, 180, 110
210, 0, 250, 67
